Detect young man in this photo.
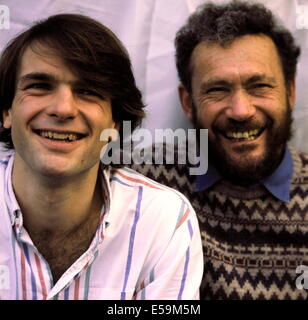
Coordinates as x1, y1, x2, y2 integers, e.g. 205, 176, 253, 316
0, 14, 203, 300
132, 1, 308, 299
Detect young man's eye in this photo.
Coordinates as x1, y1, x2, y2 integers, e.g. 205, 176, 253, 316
23, 83, 51, 90
77, 89, 103, 99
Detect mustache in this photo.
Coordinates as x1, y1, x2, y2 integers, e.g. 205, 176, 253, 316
213, 117, 273, 133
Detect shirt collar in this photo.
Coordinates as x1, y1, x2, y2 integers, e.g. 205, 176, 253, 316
195, 147, 293, 203
4, 152, 113, 230
4, 152, 22, 226
100, 167, 112, 227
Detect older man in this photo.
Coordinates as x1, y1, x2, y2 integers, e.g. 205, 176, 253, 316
133, 1, 308, 299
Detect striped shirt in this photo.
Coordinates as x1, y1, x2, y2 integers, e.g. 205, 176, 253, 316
0, 152, 203, 300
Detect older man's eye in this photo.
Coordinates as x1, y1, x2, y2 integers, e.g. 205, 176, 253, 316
254, 83, 272, 88
206, 87, 227, 94
249, 83, 274, 95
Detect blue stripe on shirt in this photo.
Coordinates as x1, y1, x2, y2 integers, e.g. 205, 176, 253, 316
22, 243, 38, 300
178, 247, 190, 300
121, 186, 143, 300
64, 286, 70, 300
178, 220, 193, 300
11, 235, 19, 299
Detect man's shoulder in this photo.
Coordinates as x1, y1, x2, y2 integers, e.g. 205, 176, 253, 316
290, 146, 308, 184
0, 152, 11, 166
129, 142, 196, 193
0, 152, 12, 176
288, 146, 308, 179
109, 166, 194, 209
297, 149, 308, 166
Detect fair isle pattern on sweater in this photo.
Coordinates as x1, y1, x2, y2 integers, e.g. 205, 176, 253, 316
131, 143, 308, 300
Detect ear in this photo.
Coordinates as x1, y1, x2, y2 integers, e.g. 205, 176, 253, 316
287, 79, 296, 109
108, 121, 120, 142
114, 122, 120, 131
2, 109, 12, 129
178, 83, 194, 122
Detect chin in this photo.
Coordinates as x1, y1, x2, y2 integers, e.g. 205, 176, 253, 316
32, 156, 76, 179
231, 147, 265, 165
38, 166, 73, 179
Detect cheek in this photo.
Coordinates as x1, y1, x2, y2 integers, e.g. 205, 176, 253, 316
10, 109, 32, 130
10, 115, 23, 136
11, 97, 41, 126
87, 110, 116, 145
259, 98, 287, 124
196, 105, 216, 130
273, 108, 289, 129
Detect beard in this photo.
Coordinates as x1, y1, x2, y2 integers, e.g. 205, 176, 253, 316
192, 100, 293, 187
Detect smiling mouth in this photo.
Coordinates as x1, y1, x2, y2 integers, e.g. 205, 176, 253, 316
34, 130, 86, 142
219, 127, 266, 142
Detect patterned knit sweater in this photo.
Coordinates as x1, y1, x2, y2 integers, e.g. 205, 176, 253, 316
130, 143, 308, 300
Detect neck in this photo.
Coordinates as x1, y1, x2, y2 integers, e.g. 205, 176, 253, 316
11, 155, 103, 237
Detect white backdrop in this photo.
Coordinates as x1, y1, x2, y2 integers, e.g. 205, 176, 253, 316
1, 0, 308, 156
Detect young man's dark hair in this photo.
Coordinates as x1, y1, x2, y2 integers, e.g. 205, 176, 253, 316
175, 0, 301, 92
0, 13, 145, 149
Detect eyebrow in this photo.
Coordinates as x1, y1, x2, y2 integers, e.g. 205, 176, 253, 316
245, 74, 277, 85
200, 74, 277, 92
18, 72, 58, 85
17, 72, 86, 87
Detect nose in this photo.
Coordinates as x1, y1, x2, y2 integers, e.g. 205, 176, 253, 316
47, 86, 77, 120
225, 89, 256, 121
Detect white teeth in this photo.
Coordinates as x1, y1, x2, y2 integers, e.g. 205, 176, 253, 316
39, 131, 79, 141
226, 129, 260, 140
